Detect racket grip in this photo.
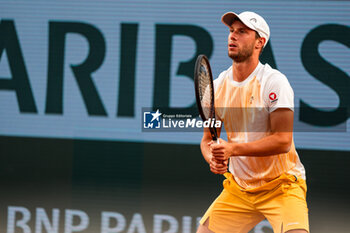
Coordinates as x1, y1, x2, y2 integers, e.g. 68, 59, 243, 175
216, 138, 220, 144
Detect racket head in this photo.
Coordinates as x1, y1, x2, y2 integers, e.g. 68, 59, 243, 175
194, 54, 218, 140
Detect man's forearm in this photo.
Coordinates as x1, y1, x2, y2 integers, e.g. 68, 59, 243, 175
232, 132, 292, 157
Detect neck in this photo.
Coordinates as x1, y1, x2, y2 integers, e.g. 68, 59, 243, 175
232, 57, 259, 82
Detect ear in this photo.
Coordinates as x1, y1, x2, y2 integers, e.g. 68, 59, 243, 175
256, 37, 266, 49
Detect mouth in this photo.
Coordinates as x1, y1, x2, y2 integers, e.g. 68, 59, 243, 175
229, 43, 238, 48
228, 44, 238, 52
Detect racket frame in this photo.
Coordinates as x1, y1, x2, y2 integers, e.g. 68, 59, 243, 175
194, 54, 218, 141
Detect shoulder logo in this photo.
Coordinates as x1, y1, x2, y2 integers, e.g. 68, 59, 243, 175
269, 92, 278, 103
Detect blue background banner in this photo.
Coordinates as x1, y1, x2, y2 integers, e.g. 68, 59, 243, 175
1, 0, 349, 150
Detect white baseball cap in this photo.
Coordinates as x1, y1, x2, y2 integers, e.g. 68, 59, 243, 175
221, 11, 270, 47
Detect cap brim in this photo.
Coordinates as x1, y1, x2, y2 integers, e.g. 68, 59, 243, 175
221, 11, 256, 32
221, 12, 239, 27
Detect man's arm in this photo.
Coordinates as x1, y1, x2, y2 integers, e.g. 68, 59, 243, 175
200, 126, 228, 174
210, 108, 293, 161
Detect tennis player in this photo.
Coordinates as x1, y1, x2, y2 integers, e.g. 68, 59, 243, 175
197, 12, 309, 233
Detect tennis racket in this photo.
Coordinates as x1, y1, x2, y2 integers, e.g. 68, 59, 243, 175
194, 54, 219, 143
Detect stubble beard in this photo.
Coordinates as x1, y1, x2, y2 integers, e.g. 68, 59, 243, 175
228, 43, 255, 63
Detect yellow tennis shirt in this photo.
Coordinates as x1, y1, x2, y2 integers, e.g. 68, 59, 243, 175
214, 62, 305, 189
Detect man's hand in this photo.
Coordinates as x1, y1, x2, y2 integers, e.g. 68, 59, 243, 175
209, 138, 234, 162
209, 155, 228, 174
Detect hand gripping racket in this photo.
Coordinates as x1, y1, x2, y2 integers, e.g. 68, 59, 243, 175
194, 54, 219, 143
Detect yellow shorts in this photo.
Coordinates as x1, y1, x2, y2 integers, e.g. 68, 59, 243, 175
200, 173, 309, 233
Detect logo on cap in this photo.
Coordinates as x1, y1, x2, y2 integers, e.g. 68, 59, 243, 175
250, 18, 257, 23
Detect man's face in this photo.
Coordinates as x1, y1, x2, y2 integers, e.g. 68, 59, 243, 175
227, 19, 258, 62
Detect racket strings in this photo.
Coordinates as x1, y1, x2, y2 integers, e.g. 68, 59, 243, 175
198, 61, 214, 120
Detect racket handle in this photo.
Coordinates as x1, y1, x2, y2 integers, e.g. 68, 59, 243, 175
216, 138, 220, 144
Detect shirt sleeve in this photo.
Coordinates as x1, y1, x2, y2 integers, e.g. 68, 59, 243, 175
263, 74, 294, 113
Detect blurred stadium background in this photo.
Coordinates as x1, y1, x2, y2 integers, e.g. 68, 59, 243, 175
1, 0, 349, 232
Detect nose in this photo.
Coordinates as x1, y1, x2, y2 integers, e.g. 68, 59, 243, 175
230, 31, 237, 41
